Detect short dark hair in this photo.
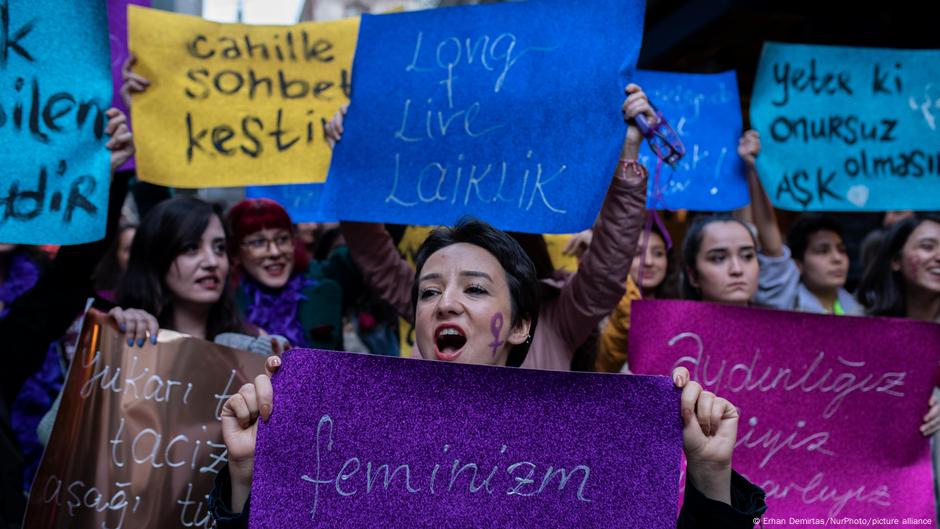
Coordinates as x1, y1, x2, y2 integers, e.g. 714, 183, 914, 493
411, 218, 540, 367
680, 214, 758, 300
117, 197, 245, 339
857, 213, 940, 317
787, 214, 844, 261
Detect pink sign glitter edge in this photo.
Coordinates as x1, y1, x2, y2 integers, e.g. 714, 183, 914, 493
629, 299, 940, 526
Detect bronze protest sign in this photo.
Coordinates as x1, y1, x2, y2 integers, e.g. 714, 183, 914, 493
25, 309, 267, 528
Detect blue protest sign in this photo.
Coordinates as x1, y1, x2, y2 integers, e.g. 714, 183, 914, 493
750, 42, 940, 211
633, 70, 748, 211
0, 0, 112, 244
320, 0, 645, 233
246, 184, 335, 223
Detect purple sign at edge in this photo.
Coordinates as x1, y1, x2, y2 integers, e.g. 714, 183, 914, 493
107, 0, 149, 172
250, 349, 683, 528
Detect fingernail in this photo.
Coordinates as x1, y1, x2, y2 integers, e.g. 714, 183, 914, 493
271, 356, 281, 366
137, 338, 145, 347
151, 335, 158, 344
127, 338, 134, 346
119, 324, 126, 332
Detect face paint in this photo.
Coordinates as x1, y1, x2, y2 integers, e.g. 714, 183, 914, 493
489, 312, 505, 358
908, 255, 922, 280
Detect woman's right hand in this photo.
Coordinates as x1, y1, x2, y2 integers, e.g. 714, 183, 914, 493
737, 129, 761, 169
108, 307, 158, 347
221, 355, 281, 513
324, 104, 349, 148
562, 228, 593, 259
120, 54, 151, 109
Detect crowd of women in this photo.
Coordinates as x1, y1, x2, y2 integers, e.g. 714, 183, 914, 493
0, 54, 938, 529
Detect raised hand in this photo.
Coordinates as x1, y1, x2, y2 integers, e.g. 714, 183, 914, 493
220, 354, 281, 513
737, 129, 761, 168
672, 366, 737, 505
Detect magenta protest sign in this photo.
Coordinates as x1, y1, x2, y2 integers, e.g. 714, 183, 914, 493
250, 349, 683, 528
107, 0, 149, 171
629, 300, 940, 525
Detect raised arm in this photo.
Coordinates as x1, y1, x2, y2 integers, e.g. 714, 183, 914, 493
543, 85, 649, 354
339, 221, 415, 322
324, 106, 420, 323
740, 130, 783, 257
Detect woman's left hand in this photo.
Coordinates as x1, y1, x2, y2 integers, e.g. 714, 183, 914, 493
921, 393, 940, 437
621, 83, 656, 160
106, 108, 134, 173
672, 366, 736, 505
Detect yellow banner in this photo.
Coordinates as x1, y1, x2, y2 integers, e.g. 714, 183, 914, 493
128, 6, 358, 187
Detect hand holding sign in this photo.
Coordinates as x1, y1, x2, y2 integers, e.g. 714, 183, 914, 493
221, 354, 281, 513
105, 108, 135, 173
120, 54, 150, 110
621, 83, 657, 162
673, 366, 736, 505
737, 129, 760, 169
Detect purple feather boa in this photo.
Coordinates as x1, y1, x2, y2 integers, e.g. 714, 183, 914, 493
242, 273, 313, 347
0, 251, 41, 319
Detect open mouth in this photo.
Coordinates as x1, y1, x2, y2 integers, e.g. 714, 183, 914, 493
195, 276, 220, 289
263, 263, 287, 276
434, 325, 467, 361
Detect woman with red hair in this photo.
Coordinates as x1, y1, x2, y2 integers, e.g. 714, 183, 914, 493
226, 199, 344, 350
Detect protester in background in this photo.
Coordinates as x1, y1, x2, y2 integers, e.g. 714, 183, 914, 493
860, 210, 918, 278
209, 218, 766, 528
738, 130, 862, 315
1, 244, 51, 491
328, 83, 652, 372
1, 109, 134, 520
0, 245, 46, 319
857, 214, 940, 436
595, 222, 677, 373
680, 214, 760, 305
226, 199, 344, 351
110, 197, 282, 356
92, 222, 137, 302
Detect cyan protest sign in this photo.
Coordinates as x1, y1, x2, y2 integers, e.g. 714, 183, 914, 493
246, 183, 334, 223
634, 70, 748, 211
750, 42, 940, 211
320, 0, 644, 233
0, 0, 112, 244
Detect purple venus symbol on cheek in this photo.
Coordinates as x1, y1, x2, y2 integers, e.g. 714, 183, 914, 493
489, 313, 504, 357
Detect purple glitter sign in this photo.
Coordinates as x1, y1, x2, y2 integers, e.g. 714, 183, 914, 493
107, 0, 149, 171
250, 349, 683, 528
630, 300, 940, 523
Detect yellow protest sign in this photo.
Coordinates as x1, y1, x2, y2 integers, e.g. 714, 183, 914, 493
544, 233, 579, 273
128, 6, 358, 187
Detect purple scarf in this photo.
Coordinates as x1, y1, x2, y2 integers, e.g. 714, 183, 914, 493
242, 273, 312, 347
1, 252, 41, 319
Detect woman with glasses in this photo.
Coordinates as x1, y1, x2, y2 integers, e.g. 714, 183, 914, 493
225, 199, 344, 350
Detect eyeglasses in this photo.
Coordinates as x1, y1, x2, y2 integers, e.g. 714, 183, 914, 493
635, 106, 686, 168
241, 233, 294, 255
